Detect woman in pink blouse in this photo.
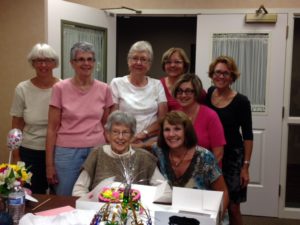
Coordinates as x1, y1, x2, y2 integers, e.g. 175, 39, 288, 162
172, 73, 226, 163
46, 42, 114, 196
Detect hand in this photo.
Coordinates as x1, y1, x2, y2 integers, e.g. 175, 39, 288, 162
46, 165, 58, 185
240, 166, 250, 188
132, 132, 147, 143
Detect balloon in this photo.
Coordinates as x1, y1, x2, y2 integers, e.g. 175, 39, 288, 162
7, 128, 23, 150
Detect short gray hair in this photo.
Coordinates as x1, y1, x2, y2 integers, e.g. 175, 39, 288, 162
70, 41, 95, 61
105, 111, 137, 135
127, 40, 153, 62
27, 43, 59, 67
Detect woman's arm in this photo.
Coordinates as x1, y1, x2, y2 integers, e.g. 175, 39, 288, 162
133, 102, 168, 142
211, 146, 224, 163
211, 176, 229, 218
11, 116, 25, 163
72, 170, 91, 197
45, 106, 61, 185
240, 140, 253, 188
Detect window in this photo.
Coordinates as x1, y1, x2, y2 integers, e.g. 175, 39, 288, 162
212, 33, 269, 112
62, 21, 107, 81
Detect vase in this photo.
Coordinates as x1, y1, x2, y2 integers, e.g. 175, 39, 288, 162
0, 195, 8, 213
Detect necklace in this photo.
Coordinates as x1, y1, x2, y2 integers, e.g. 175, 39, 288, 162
169, 150, 189, 168
212, 89, 234, 107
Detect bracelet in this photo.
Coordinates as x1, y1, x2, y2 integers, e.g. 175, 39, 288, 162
142, 129, 149, 137
244, 160, 250, 165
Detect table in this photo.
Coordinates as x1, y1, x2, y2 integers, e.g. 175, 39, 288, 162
26, 194, 78, 213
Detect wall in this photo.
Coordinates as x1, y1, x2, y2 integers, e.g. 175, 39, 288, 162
0, 0, 44, 163
67, 0, 300, 9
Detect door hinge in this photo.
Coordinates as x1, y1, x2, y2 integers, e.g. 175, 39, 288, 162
279, 184, 281, 197
282, 106, 285, 119
286, 25, 289, 39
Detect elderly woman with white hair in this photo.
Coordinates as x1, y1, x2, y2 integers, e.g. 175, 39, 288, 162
110, 40, 167, 145
72, 110, 165, 196
10, 43, 60, 194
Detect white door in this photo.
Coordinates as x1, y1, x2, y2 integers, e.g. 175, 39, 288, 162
47, 0, 116, 82
196, 14, 287, 217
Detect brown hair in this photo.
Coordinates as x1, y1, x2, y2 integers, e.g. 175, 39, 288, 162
157, 111, 197, 150
208, 55, 240, 82
161, 47, 190, 73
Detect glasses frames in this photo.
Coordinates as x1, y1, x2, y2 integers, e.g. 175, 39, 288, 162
164, 60, 183, 66
33, 58, 55, 65
130, 56, 150, 65
176, 88, 195, 96
213, 70, 231, 77
110, 130, 131, 138
73, 57, 95, 63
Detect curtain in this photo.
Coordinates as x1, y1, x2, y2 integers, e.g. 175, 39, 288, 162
212, 33, 269, 112
62, 24, 105, 81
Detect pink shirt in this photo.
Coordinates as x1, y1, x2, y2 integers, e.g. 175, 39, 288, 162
193, 105, 226, 150
50, 79, 114, 148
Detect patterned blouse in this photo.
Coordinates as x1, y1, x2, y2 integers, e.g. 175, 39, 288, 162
152, 145, 222, 189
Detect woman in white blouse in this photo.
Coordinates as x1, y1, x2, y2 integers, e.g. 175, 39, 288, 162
110, 41, 167, 145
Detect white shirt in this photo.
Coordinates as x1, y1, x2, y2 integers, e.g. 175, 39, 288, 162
110, 75, 167, 133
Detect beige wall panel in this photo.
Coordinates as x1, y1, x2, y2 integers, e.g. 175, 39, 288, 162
0, 0, 44, 163
67, 0, 300, 9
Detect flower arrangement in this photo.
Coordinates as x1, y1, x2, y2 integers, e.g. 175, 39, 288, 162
99, 187, 141, 203
0, 161, 32, 196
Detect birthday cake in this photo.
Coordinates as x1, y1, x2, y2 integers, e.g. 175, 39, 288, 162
99, 187, 141, 203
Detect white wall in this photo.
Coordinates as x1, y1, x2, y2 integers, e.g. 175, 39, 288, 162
46, 0, 116, 82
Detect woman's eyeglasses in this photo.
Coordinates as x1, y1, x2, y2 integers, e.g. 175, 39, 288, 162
165, 60, 183, 66
213, 70, 231, 77
73, 57, 95, 63
111, 130, 131, 138
176, 88, 195, 96
130, 56, 150, 65
33, 58, 55, 65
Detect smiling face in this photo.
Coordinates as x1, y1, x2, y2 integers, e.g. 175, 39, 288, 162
175, 81, 196, 108
128, 51, 151, 76
106, 124, 133, 154
164, 51, 185, 78
212, 62, 233, 90
163, 120, 185, 151
32, 58, 56, 77
71, 51, 95, 78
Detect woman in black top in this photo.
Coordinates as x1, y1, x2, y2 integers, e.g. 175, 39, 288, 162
205, 56, 253, 225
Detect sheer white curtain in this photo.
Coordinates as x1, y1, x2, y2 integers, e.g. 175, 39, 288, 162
62, 24, 106, 81
212, 33, 268, 112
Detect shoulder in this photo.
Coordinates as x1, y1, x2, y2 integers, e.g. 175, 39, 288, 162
94, 79, 109, 89
207, 86, 216, 95
147, 77, 161, 85
195, 146, 216, 162
53, 78, 71, 88
111, 76, 127, 84
200, 105, 218, 117
236, 92, 249, 101
15, 80, 31, 90
134, 148, 157, 162
234, 93, 251, 107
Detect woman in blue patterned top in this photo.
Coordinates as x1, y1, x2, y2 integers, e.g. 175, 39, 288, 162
152, 111, 229, 215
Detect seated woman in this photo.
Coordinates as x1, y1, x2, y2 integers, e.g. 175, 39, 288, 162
72, 110, 165, 196
152, 111, 229, 215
